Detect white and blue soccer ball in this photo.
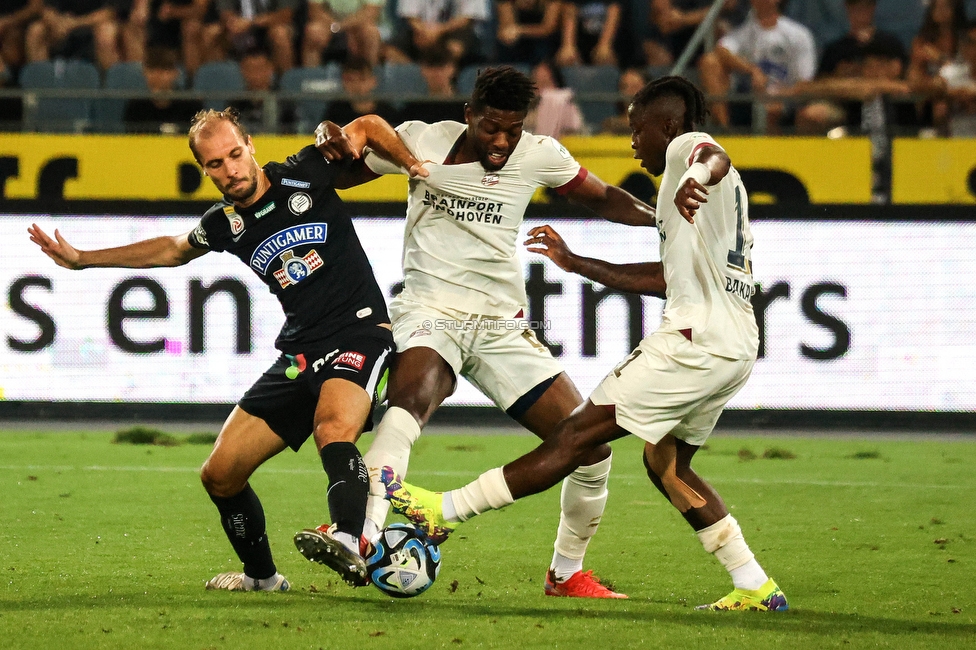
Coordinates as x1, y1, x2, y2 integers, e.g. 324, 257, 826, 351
366, 523, 441, 598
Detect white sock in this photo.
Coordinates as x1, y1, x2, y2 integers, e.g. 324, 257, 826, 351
447, 467, 514, 521
728, 558, 769, 591
242, 572, 284, 591
696, 514, 768, 590
550, 454, 611, 580
363, 406, 422, 532
333, 531, 360, 557
550, 553, 584, 582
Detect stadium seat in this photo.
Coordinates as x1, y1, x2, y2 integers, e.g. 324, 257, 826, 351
560, 65, 620, 130
377, 62, 426, 107
94, 62, 146, 133
20, 59, 100, 133
279, 64, 341, 134
192, 60, 245, 111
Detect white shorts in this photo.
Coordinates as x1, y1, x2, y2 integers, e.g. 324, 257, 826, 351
389, 295, 563, 410
590, 331, 755, 446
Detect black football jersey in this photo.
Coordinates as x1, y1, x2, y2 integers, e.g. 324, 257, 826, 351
188, 146, 390, 353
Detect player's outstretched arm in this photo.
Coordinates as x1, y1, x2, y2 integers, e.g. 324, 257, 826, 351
28, 224, 206, 270
525, 225, 666, 298
674, 146, 731, 222
566, 172, 658, 227
315, 116, 429, 188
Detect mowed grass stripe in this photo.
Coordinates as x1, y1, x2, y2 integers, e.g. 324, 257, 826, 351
0, 463, 966, 490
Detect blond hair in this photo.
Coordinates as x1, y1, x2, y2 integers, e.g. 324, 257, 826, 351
187, 107, 251, 163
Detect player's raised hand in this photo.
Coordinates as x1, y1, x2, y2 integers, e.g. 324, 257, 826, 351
674, 178, 707, 222
524, 225, 577, 273
28, 224, 83, 269
315, 120, 359, 161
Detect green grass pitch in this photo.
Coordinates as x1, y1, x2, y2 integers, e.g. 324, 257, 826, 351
1, 427, 974, 649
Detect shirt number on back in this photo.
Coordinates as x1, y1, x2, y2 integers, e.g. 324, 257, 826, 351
726, 185, 752, 274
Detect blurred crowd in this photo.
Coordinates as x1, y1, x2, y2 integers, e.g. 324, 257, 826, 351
2, 0, 976, 137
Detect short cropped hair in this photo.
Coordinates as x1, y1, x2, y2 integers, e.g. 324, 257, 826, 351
188, 107, 250, 163
631, 75, 707, 132
470, 66, 536, 114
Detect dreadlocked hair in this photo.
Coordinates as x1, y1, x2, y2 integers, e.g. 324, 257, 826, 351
470, 66, 536, 113
632, 76, 707, 131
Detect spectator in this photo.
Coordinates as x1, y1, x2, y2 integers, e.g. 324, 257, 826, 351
1, 0, 43, 79
122, 0, 213, 76
938, 20, 976, 135
555, 0, 623, 66
698, 0, 816, 132
322, 56, 399, 124
524, 58, 584, 137
203, 0, 297, 72
496, 0, 563, 66
230, 47, 293, 131
644, 0, 746, 67
302, 0, 385, 68
599, 65, 645, 133
25, 0, 122, 70
399, 44, 465, 122
123, 45, 202, 132
385, 0, 489, 67
794, 0, 907, 134
907, 0, 968, 91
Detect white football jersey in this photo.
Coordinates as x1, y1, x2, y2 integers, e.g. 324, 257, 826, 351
655, 131, 759, 360
365, 120, 585, 316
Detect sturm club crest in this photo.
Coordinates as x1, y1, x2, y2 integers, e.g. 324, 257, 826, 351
288, 192, 313, 215
274, 249, 324, 288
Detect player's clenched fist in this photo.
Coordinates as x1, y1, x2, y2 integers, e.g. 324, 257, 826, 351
674, 177, 707, 222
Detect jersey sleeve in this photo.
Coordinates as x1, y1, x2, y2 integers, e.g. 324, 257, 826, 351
718, 22, 747, 57
667, 132, 725, 171
188, 205, 227, 252
364, 120, 425, 176
522, 135, 584, 192
279, 145, 339, 184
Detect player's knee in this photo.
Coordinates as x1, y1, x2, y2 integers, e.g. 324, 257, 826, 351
200, 460, 242, 497
312, 418, 361, 448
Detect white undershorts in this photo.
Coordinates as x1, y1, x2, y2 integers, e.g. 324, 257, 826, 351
590, 331, 755, 446
389, 295, 564, 410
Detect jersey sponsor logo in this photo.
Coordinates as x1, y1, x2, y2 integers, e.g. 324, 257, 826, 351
333, 351, 365, 371
223, 206, 245, 235
191, 223, 209, 247
288, 192, 312, 215
356, 307, 373, 319
481, 173, 499, 187
281, 177, 311, 189
311, 348, 341, 372
273, 249, 324, 288
254, 201, 276, 219
250, 223, 328, 273
422, 190, 505, 225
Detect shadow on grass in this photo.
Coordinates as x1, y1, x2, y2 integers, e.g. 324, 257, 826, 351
3, 591, 973, 640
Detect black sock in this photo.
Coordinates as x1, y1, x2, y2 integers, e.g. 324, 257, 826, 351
320, 441, 368, 539
209, 484, 277, 580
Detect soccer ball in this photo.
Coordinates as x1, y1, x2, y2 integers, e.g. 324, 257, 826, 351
366, 523, 441, 598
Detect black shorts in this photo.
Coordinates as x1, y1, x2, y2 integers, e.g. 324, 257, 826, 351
238, 327, 395, 451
